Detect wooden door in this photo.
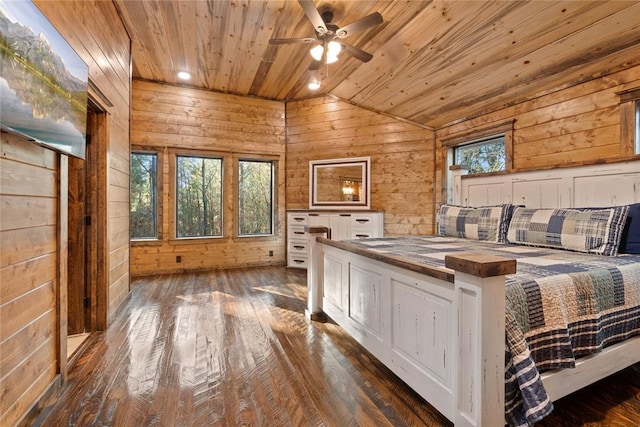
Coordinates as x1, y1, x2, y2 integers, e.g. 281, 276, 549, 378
67, 152, 87, 335
67, 108, 100, 334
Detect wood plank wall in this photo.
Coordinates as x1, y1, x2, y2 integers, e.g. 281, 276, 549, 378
130, 80, 286, 276
435, 64, 640, 206
34, 0, 132, 322
0, 1, 131, 425
286, 97, 436, 235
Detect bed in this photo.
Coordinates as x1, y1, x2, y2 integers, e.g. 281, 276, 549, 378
303, 161, 640, 427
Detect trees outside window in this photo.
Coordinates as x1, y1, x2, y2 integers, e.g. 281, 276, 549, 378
176, 155, 223, 238
130, 152, 157, 239
454, 135, 505, 174
238, 160, 274, 236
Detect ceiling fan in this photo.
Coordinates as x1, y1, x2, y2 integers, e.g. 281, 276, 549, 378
269, 0, 383, 70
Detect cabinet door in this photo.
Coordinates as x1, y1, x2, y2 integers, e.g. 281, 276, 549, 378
307, 213, 329, 227
330, 214, 351, 240
349, 264, 382, 337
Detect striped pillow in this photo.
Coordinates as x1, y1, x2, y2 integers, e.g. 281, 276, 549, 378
437, 204, 513, 242
506, 206, 629, 256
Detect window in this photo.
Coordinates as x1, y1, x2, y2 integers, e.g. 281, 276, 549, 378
176, 155, 223, 238
238, 159, 274, 236
130, 152, 158, 239
454, 135, 506, 174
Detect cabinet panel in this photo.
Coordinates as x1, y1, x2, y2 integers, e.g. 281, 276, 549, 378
323, 253, 346, 311
329, 214, 351, 240
307, 213, 330, 227
392, 278, 451, 383
349, 264, 382, 337
573, 174, 640, 206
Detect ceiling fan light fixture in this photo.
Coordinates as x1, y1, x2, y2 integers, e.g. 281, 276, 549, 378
177, 71, 191, 80
310, 44, 324, 61
310, 40, 341, 63
328, 41, 341, 55
308, 80, 321, 90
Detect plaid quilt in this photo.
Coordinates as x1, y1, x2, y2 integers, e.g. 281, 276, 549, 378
340, 236, 640, 426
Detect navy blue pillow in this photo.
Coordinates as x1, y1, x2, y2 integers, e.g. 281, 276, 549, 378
619, 203, 640, 254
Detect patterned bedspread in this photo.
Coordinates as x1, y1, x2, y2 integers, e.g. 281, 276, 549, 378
341, 236, 640, 426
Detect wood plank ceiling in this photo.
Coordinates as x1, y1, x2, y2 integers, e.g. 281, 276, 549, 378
114, 0, 640, 129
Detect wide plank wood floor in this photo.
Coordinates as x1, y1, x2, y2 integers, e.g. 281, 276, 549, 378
39, 267, 640, 426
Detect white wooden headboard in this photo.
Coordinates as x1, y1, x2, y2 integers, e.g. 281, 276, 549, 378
451, 161, 640, 208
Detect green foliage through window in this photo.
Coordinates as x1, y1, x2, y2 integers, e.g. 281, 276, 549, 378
130, 152, 158, 239
238, 160, 274, 236
176, 155, 223, 238
454, 135, 506, 174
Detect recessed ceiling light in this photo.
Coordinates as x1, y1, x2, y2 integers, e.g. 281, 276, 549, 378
308, 80, 321, 90
177, 71, 191, 80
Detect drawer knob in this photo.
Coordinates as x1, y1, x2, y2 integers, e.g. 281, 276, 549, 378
356, 219, 370, 223
293, 245, 305, 250
355, 234, 370, 238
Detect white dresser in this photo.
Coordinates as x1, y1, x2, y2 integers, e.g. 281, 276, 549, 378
287, 210, 384, 268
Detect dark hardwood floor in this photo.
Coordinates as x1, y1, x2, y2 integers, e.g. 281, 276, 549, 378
38, 267, 639, 426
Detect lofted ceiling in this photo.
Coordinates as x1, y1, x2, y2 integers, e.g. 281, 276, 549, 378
114, 0, 640, 129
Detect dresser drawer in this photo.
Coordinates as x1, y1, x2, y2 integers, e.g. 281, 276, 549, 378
289, 214, 308, 225
351, 214, 376, 226
288, 240, 308, 254
288, 225, 307, 239
351, 228, 375, 239
288, 253, 308, 269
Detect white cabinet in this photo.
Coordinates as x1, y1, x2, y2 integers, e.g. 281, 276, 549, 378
286, 210, 383, 268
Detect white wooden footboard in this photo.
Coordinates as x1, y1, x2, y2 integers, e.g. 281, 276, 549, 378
307, 236, 516, 427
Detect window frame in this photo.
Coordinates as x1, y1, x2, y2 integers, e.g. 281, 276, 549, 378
442, 120, 514, 175
173, 152, 225, 240
617, 87, 640, 157
130, 149, 162, 242
441, 120, 514, 205
237, 158, 276, 238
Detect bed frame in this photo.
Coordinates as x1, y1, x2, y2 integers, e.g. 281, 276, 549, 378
305, 161, 640, 426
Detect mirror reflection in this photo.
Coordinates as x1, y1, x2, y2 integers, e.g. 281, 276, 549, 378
310, 157, 370, 209
316, 165, 363, 202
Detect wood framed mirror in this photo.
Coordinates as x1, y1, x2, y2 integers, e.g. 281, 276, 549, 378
309, 157, 370, 210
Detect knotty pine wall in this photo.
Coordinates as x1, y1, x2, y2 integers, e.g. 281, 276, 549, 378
35, 0, 132, 323
130, 80, 286, 276
435, 64, 640, 205
286, 97, 436, 235
0, 1, 131, 425
0, 135, 58, 425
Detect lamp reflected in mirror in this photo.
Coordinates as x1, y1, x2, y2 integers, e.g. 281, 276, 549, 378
341, 179, 361, 201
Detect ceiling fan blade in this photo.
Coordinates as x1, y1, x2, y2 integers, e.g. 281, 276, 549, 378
340, 42, 374, 62
298, 0, 328, 35
269, 37, 316, 45
336, 12, 383, 38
